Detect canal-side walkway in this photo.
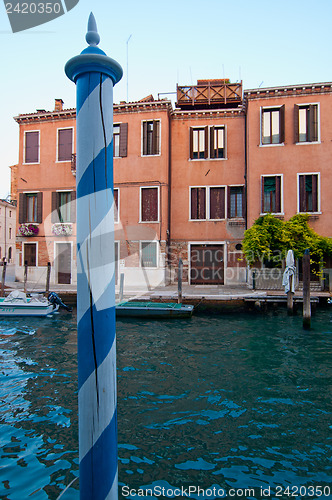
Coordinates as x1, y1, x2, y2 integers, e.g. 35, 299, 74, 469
4, 280, 331, 309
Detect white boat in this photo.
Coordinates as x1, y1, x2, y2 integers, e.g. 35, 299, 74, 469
0, 291, 59, 317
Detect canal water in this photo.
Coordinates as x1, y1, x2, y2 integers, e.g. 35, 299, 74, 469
0, 309, 332, 499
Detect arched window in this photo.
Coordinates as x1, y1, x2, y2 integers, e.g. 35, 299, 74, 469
8, 247, 12, 263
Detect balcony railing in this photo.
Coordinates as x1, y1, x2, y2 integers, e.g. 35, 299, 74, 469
176, 81, 243, 109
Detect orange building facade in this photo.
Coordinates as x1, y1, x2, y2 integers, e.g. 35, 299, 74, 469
11, 80, 332, 287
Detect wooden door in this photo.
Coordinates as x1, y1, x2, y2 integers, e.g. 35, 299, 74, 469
56, 243, 71, 284
190, 244, 224, 284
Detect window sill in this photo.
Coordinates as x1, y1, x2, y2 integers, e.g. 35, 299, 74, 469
189, 158, 228, 162
23, 162, 40, 165
260, 213, 284, 218
139, 220, 160, 224
56, 160, 72, 163
295, 141, 321, 146
141, 154, 161, 158
297, 212, 321, 218
259, 143, 284, 148
189, 218, 226, 222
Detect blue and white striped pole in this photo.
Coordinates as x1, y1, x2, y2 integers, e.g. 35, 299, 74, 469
65, 13, 122, 500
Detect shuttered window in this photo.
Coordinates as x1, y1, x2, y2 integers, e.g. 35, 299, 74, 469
141, 241, 157, 268
210, 126, 225, 159
190, 186, 226, 220
191, 187, 206, 219
294, 104, 318, 143
299, 174, 318, 212
261, 106, 285, 144
141, 187, 159, 222
113, 123, 128, 157
262, 176, 281, 213
210, 187, 225, 219
24, 131, 39, 163
190, 127, 208, 159
51, 191, 76, 223
58, 129, 73, 161
142, 121, 160, 155
19, 192, 43, 223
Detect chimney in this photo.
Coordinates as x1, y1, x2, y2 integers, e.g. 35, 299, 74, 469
54, 99, 64, 112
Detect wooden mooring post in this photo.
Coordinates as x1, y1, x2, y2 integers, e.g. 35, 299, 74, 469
287, 276, 294, 315
24, 261, 28, 294
45, 262, 51, 296
303, 249, 311, 330
178, 258, 183, 304
1, 260, 6, 297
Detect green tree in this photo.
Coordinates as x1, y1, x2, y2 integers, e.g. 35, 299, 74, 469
243, 213, 332, 269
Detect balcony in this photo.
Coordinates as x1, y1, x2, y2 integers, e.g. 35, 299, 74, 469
176, 80, 243, 110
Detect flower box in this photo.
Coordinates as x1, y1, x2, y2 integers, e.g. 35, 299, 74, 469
18, 223, 39, 237
52, 223, 73, 236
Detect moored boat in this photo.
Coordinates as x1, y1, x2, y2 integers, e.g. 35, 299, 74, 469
116, 301, 194, 319
0, 291, 59, 317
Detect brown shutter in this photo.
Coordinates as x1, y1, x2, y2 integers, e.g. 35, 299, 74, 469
25, 131, 39, 163
51, 192, 57, 222
119, 123, 128, 157
242, 186, 246, 219
309, 105, 318, 142
275, 176, 281, 213
70, 191, 76, 222
36, 192, 43, 223
210, 126, 215, 159
279, 105, 285, 143
312, 175, 318, 212
299, 175, 305, 212
191, 188, 198, 219
204, 126, 209, 158
141, 187, 158, 222
113, 189, 118, 222
261, 178, 265, 213
58, 129, 72, 161
189, 127, 193, 159
19, 193, 26, 223
152, 120, 160, 155
198, 187, 206, 219
210, 187, 225, 219
142, 121, 148, 155
294, 105, 299, 143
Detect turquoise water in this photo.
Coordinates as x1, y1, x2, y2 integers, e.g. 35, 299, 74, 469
0, 310, 332, 499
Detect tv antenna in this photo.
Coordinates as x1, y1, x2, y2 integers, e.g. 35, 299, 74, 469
126, 34, 132, 102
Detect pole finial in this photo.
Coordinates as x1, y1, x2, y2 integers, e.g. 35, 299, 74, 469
86, 12, 100, 46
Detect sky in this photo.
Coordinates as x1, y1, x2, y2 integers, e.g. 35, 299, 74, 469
1, 0, 332, 198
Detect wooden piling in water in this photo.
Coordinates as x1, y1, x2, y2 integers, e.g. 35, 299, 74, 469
24, 261, 28, 294
45, 262, 51, 296
178, 259, 183, 304
287, 274, 294, 315
1, 260, 6, 297
303, 249, 311, 330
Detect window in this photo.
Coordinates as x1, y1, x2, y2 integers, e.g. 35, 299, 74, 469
190, 186, 226, 220
140, 187, 159, 222
298, 174, 319, 212
51, 191, 76, 223
24, 243, 37, 267
189, 126, 226, 160
261, 106, 285, 145
24, 131, 39, 163
113, 123, 128, 157
229, 186, 244, 218
142, 120, 160, 155
141, 241, 157, 268
294, 104, 318, 143
190, 127, 208, 159
18, 192, 43, 223
9, 228, 12, 240
261, 176, 282, 213
114, 188, 119, 223
210, 126, 225, 158
58, 128, 73, 161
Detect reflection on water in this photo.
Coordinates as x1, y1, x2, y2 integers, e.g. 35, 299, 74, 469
0, 310, 332, 499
